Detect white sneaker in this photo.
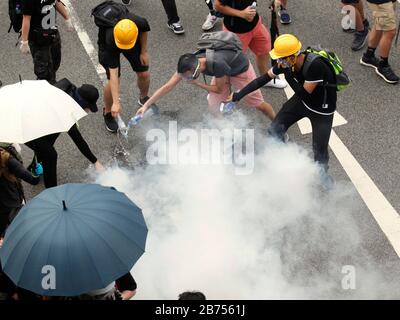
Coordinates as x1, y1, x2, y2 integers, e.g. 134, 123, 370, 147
264, 78, 287, 89
202, 13, 218, 31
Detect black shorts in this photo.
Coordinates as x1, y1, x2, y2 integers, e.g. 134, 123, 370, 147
99, 45, 149, 79
341, 0, 359, 4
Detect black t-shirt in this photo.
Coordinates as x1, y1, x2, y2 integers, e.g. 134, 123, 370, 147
366, 0, 396, 4
22, 0, 58, 36
220, 0, 260, 34
292, 54, 337, 115
97, 13, 150, 69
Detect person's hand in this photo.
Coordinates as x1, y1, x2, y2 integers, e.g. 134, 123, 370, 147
0, 237, 3, 248
20, 41, 30, 54
241, 7, 257, 22
136, 106, 147, 117
64, 19, 74, 32
140, 51, 149, 66
94, 161, 105, 172
111, 102, 121, 118
227, 93, 234, 102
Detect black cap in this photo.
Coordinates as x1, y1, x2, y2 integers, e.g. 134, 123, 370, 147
77, 84, 99, 113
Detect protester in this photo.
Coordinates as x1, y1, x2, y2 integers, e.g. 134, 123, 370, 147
231, 34, 337, 181
341, 0, 370, 51
94, 4, 152, 133
0, 144, 40, 238
214, 0, 287, 89
136, 32, 276, 120
202, 0, 222, 31
178, 291, 207, 300
20, 0, 73, 84
360, 0, 399, 84
121, 0, 184, 34
25, 78, 104, 188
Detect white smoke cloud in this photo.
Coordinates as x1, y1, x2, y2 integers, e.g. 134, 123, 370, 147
94, 118, 397, 300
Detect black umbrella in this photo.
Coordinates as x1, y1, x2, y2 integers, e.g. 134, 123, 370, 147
269, 0, 280, 67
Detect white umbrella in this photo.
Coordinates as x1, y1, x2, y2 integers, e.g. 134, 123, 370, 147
0, 80, 87, 144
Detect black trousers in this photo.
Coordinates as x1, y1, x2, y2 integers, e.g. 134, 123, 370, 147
29, 31, 62, 84
161, 0, 180, 24
25, 133, 60, 189
268, 96, 334, 171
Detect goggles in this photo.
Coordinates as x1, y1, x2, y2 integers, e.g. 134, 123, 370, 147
180, 62, 201, 81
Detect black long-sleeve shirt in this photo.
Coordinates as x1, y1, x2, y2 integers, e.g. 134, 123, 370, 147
0, 156, 39, 212
67, 125, 97, 164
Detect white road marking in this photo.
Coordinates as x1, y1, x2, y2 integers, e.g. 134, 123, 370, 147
64, 1, 400, 257
63, 0, 107, 85
279, 77, 400, 257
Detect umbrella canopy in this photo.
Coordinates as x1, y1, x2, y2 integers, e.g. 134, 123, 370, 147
0, 80, 87, 144
0, 183, 148, 297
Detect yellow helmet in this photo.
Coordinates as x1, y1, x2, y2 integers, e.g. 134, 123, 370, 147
113, 19, 139, 50
269, 34, 302, 60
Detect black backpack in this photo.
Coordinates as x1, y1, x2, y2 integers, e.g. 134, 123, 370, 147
8, 0, 23, 33
91, 1, 129, 28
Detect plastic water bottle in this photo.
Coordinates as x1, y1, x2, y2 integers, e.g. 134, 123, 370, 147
127, 104, 159, 127
35, 163, 43, 176
220, 101, 236, 115
116, 114, 128, 137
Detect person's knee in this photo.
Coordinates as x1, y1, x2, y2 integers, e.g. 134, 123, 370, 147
136, 71, 150, 80
383, 29, 396, 39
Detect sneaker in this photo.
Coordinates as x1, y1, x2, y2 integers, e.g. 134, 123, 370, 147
351, 28, 369, 51
376, 64, 400, 84
264, 78, 287, 89
103, 112, 118, 133
202, 13, 218, 31
360, 54, 380, 70
121, 0, 131, 5
278, 7, 291, 24
320, 173, 335, 191
283, 133, 290, 143
168, 21, 185, 35
138, 96, 150, 106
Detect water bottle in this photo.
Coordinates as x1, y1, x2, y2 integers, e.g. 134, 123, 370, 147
127, 104, 159, 127
116, 114, 128, 137
220, 101, 236, 115
127, 115, 142, 127
35, 163, 43, 176
250, 1, 257, 9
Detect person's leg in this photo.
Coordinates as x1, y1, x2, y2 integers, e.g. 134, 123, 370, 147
202, 0, 219, 31
344, 0, 369, 51
136, 72, 150, 101
26, 138, 58, 188
161, 0, 180, 24
49, 32, 62, 84
29, 43, 53, 82
309, 113, 334, 172
248, 20, 286, 88
276, 0, 291, 24
268, 96, 305, 141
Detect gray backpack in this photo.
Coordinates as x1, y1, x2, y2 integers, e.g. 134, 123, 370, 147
196, 31, 243, 75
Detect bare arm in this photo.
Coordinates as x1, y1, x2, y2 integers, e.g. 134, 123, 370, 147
137, 73, 182, 115
139, 32, 148, 54
55, 0, 69, 20
21, 15, 31, 42
191, 76, 227, 94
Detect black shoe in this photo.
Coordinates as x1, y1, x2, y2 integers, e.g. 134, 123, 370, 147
103, 112, 118, 133
121, 0, 131, 5
363, 19, 370, 30
376, 64, 400, 84
351, 28, 369, 51
167, 21, 185, 35
360, 54, 380, 70
138, 96, 150, 106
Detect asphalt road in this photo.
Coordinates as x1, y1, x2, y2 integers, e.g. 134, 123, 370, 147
1, 0, 400, 299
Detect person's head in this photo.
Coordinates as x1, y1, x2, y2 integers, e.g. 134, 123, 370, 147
114, 19, 139, 50
269, 34, 302, 68
75, 85, 99, 113
177, 54, 201, 81
178, 291, 206, 300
